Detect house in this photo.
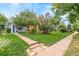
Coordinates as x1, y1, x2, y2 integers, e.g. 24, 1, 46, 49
6, 22, 27, 33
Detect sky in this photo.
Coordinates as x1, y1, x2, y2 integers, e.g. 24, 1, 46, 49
0, 3, 69, 25
0, 3, 52, 18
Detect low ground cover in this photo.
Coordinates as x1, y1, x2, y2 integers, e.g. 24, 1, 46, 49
64, 33, 79, 56
20, 31, 71, 46
0, 33, 28, 56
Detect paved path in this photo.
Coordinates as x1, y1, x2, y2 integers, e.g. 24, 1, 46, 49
36, 32, 78, 56
15, 32, 78, 56
15, 33, 47, 56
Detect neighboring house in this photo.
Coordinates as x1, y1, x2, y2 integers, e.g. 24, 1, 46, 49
5, 22, 27, 33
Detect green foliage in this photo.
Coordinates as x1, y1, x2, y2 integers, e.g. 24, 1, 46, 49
40, 23, 52, 34
73, 23, 79, 31
12, 9, 38, 27
0, 33, 28, 56
50, 18, 60, 31
59, 23, 66, 32
20, 32, 71, 46
0, 13, 7, 25
39, 13, 53, 34
52, 3, 79, 24
12, 9, 38, 33
6, 28, 11, 33
0, 13, 7, 33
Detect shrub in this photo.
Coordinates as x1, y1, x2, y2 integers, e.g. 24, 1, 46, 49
59, 24, 66, 32
73, 23, 79, 31
28, 25, 37, 33
6, 28, 11, 33
40, 23, 53, 34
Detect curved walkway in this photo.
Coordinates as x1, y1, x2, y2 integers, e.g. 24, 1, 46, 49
15, 32, 78, 56
36, 32, 78, 56
15, 33, 47, 56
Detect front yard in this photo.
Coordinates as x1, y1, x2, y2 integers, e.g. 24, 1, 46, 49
0, 33, 28, 56
20, 31, 71, 46
0, 31, 72, 56
64, 33, 79, 56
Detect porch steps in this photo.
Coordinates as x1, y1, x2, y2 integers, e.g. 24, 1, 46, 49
27, 42, 48, 56
15, 33, 48, 56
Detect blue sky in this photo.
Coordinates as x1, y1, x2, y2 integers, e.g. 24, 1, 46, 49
0, 3, 52, 18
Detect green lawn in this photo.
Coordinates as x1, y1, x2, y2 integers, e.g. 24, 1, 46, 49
64, 33, 79, 56
20, 31, 71, 46
0, 33, 28, 56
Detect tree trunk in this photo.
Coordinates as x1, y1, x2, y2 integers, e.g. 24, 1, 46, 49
36, 25, 39, 33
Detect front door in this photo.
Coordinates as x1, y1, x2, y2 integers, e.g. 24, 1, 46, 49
13, 26, 16, 33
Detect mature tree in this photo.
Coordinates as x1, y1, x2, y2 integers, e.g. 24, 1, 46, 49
73, 23, 79, 31
49, 16, 61, 31
58, 22, 66, 32
12, 9, 38, 33
0, 13, 7, 29
52, 3, 79, 31
52, 3, 79, 24
0, 13, 7, 34
51, 4, 62, 31
39, 13, 53, 34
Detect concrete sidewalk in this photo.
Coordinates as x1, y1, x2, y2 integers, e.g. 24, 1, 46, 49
15, 33, 47, 56
36, 32, 78, 56
15, 32, 78, 56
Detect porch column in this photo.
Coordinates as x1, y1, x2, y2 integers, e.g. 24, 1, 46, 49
11, 24, 13, 33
